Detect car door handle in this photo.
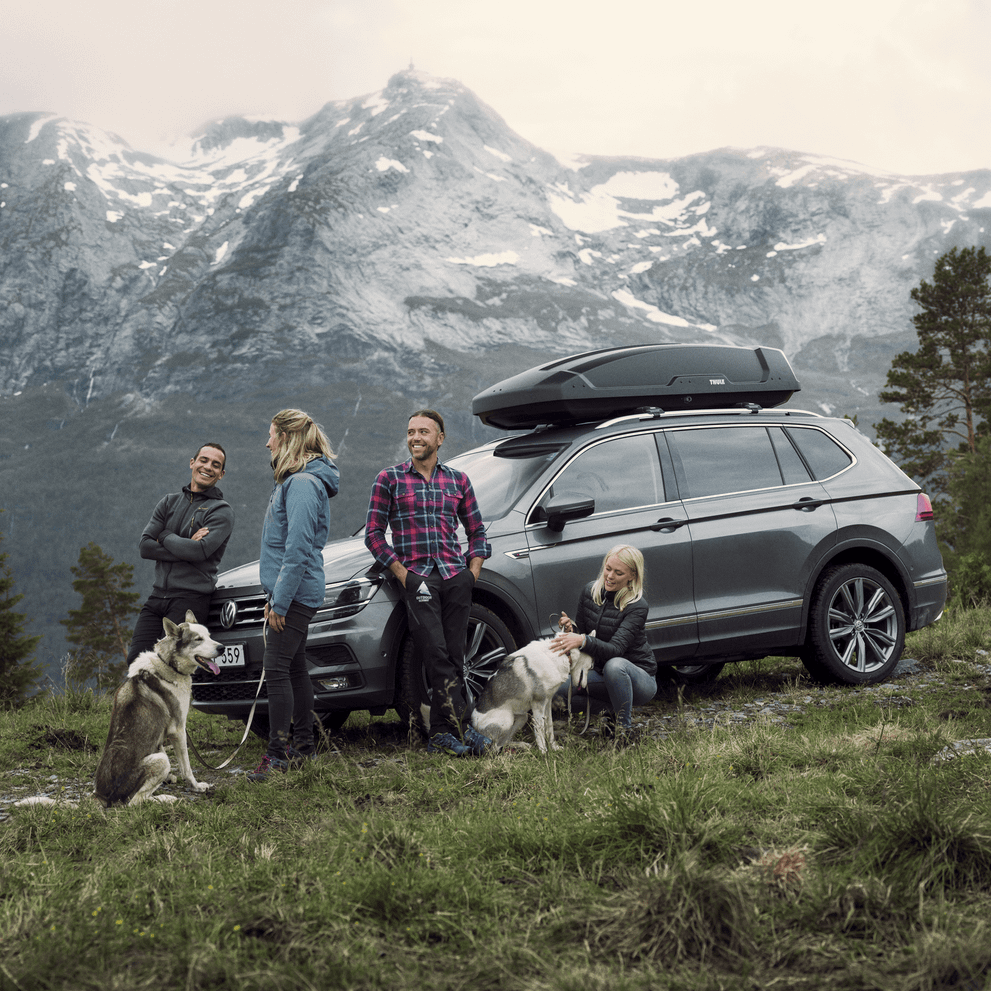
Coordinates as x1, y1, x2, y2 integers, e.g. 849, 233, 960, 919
793, 497, 822, 512
651, 517, 687, 532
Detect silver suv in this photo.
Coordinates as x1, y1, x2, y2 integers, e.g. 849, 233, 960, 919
191, 345, 947, 734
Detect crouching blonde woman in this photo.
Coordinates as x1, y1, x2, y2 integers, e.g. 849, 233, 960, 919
552, 544, 656, 742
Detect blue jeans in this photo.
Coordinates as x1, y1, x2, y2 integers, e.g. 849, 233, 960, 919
263, 600, 317, 760
557, 656, 656, 730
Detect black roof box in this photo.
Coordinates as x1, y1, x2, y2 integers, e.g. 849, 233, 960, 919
472, 344, 800, 429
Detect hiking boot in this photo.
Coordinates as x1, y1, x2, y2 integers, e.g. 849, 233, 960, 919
463, 725, 493, 756
286, 747, 317, 767
247, 755, 289, 781
427, 732, 470, 756
615, 725, 647, 748
597, 714, 617, 739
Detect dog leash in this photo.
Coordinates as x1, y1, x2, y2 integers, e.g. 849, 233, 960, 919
187, 668, 265, 770
551, 612, 593, 738
187, 620, 269, 771
567, 681, 592, 736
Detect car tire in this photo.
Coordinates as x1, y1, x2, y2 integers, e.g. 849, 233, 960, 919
395, 603, 516, 735
658, 662, 726, 686
804, 563, 905, 685
319, 711, 350, 733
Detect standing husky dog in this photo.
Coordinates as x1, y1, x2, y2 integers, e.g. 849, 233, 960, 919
93, 611, 223, 806
470, 636, 594, 754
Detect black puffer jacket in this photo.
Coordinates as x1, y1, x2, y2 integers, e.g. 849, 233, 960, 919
573, 582, 656, 676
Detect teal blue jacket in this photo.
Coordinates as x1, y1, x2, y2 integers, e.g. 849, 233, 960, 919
260, 457, 339, 614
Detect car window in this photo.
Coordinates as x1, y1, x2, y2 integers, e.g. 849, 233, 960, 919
447, 446, 557, 521
668, 425, 793, 498
769, 427, 813, 485
542, 433, 666, 515
784, 427, 853, 480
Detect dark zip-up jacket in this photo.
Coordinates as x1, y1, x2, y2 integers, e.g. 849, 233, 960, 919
573, 582, 656, 676
139, 484, 234, 596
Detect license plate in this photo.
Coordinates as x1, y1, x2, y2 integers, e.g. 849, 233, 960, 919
217, 644, 246, 667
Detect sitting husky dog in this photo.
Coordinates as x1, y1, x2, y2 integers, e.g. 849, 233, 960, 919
94, 611, 223, 806
17, 611, 222, 809
471, 635, 594, 754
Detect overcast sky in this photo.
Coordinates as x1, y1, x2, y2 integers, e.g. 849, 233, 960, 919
2, 0, 989, 176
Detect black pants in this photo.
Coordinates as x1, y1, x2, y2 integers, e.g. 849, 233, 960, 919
126, 592, 213, 664
404, 567, 475, 737
263, 600, 317, 760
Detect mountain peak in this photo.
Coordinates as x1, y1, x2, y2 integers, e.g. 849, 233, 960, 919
386, 67, 466, 95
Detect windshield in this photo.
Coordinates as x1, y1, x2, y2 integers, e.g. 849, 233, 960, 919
447, 444, 559, 521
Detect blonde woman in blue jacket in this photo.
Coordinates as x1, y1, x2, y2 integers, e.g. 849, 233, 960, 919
249, 409, 339, 781
553, 544, 656, 741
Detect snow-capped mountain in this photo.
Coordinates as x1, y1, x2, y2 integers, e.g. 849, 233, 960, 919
4, 68, 989, 413
1, 68, 989, 673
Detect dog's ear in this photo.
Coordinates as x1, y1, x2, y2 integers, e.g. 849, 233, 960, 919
571, 631, 594, 690
184, 609, 198, 625
571, 651, 592, 690
163, 617, 179, 638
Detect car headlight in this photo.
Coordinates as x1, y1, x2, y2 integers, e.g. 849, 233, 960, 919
318, 576, 382, 619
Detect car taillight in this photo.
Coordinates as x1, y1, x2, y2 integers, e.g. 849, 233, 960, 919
916, 493, 934, 522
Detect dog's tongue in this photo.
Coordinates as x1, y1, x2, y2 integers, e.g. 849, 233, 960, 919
200, 658, 221, 675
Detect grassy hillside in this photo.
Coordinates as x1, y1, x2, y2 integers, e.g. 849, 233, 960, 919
3, 607, 991, 990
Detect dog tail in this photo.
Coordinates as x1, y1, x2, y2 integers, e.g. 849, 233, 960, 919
13, 796, 81, 808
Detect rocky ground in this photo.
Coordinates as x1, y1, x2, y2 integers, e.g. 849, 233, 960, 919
5, 655, 991, 817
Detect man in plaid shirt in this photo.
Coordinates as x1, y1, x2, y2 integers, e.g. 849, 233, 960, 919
365, 409, 493, 756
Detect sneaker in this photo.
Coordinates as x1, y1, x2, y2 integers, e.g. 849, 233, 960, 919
427, 732, 470, 756
247, 755, 289, 781
286, 747, 317, 767
463, 725, 493, 756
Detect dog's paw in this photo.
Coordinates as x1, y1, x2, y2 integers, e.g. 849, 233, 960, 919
189, 781, 211, 793
150, 794, 180, 804
550, 741, 563, 751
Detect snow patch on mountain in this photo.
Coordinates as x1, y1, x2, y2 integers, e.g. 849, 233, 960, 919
548, 172, 711, 236
35, 116, 303, 229
362, 93, 391, 116
484, 145, 512, 162
447, 251, 519, 267
612, 289, 717, 332
25, 114, 59, 143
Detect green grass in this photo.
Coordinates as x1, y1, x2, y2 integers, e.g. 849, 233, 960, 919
3, 609, 991, 990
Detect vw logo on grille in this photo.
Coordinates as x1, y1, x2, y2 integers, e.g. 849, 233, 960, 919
220, 600, 239, 629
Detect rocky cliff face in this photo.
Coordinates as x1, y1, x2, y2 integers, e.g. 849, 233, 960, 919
1, 69, 989, 674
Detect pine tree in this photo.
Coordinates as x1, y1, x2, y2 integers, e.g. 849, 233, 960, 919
874, 246, 991, 498
0, 513, 43, 707
60, 542, 142, 688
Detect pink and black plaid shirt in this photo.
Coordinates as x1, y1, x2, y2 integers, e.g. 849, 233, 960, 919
364, 460, 491, 580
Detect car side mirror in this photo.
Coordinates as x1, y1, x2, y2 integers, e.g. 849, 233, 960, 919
544, 496, 595, 532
